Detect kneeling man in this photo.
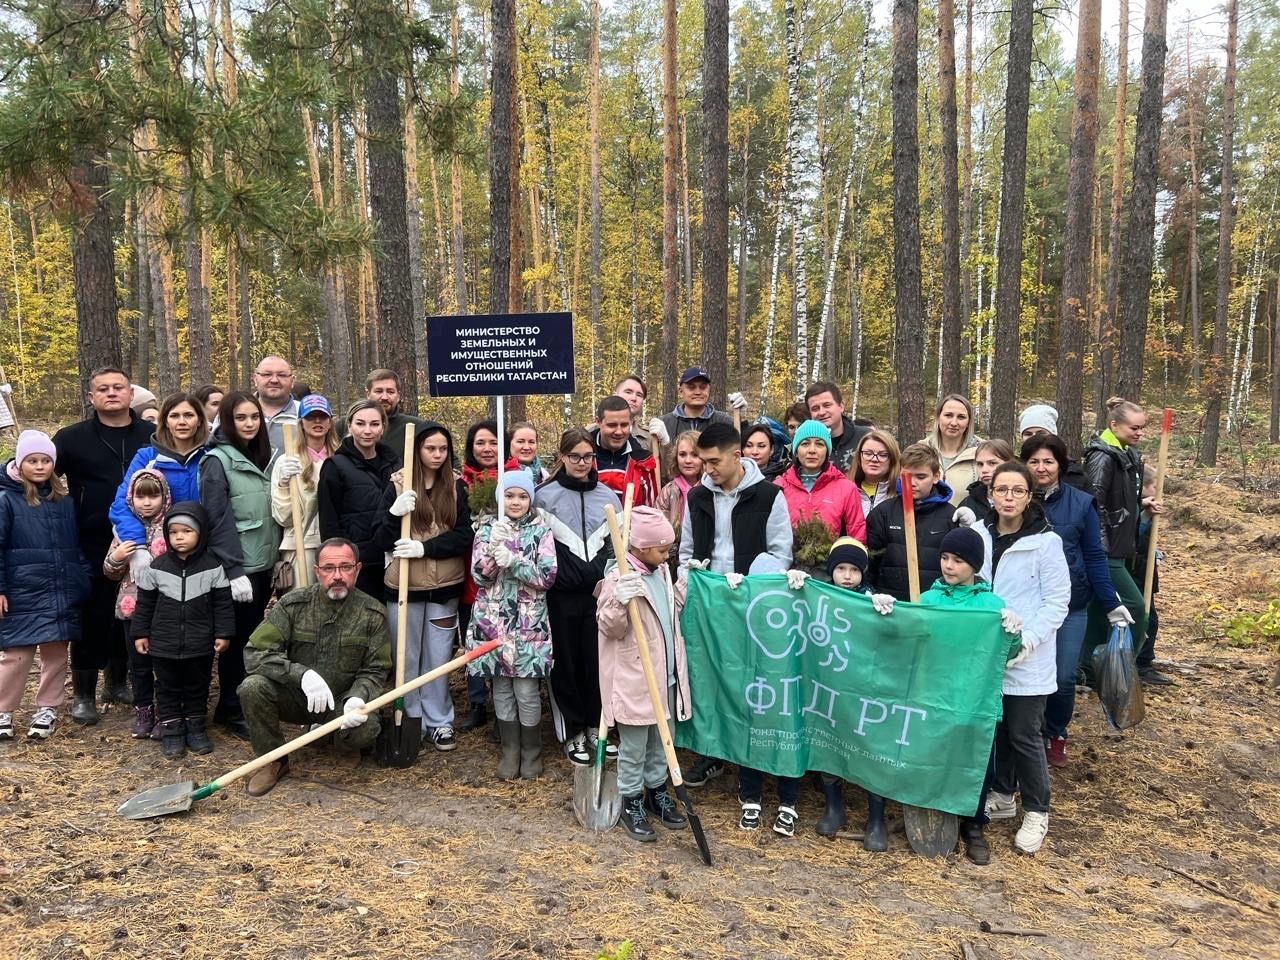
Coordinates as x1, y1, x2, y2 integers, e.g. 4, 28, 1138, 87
239, 538, 391, 796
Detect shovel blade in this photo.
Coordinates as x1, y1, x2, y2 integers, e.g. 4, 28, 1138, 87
903, 805, 959, 858
116, 781, 197, 820
374, 715, 422, 769
572, 763, 622, 832
674, 783, 713, 866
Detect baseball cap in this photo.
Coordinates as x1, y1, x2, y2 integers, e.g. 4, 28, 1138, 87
299, 394, 333, 419
679, 366, 711, 385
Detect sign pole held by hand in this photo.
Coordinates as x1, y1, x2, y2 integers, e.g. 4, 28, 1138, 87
497, 394, 506, 493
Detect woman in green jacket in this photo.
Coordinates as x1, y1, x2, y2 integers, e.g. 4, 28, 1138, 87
200, 391, 282, 738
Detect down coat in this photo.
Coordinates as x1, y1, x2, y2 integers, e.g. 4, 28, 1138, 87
775, 461, 867, 542
864, 481, 956, 600
317, 437, 398, 598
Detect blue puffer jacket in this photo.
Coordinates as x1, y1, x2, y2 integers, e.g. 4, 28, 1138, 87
0, 462, 92, 648
1041, 482, 1120, 612
109, 443, 208, 546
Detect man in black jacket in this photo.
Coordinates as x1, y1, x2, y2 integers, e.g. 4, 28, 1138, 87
805, 381, 869, 473
53, 367, 155, 723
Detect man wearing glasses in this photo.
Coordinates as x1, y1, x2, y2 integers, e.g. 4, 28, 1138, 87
237, 539, 391, 796
253, 356, 300, 452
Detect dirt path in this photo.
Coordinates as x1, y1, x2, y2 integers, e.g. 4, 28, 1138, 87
3, 473, 1278, 960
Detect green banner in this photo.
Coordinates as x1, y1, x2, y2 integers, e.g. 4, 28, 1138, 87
674, 571, 1009, 816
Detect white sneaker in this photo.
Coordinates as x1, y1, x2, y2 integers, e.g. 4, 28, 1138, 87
1015, 810, 1049, 854
0, 712, 12, 740
27, 707, 57, 740
985, 791, 1017, 820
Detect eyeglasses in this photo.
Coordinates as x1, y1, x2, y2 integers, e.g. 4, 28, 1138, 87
317, 563, 358, 575
992, 486, 1029, 498
861, 450, 889, 461
564, 453, 594, 464
256, 372, 293, 381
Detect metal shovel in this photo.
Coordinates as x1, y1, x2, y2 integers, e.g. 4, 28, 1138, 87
572, 707, 622, 831
117, 639, 502, 820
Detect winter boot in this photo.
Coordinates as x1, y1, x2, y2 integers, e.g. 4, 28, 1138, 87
70, 670, 99, 725
518, 723, 543, 779
962, 822, 990, 865
131, 704, 156, 739
619, 794, 656, 842
496, 719, 521, 780
815, 778, 847, 837
643, 787, 687, 830
460, 702, 488, 732
185, 716, 214, 755
863, 793, 889, 853
102, 659, 132, 704
160, 719, 187, 759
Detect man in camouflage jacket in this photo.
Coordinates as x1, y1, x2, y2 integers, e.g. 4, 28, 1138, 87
238, 539, 391, 795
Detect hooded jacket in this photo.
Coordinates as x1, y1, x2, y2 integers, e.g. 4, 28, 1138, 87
1083, 431, 1143, 560
109, 441, 208, 548
958, 478, 993, 526
829, 416, 871, 473
377, 421, 474, 603
202, 429, 281, 578
678, 457, 793, 575
865, 480, 956, 601
103, 468, 172, 619
130, 502, 236, 660
1040, 482, 1120, 612
658, 403, 734, 441
0, 461, 92, 649
317, 436, 398, 593
775, 460, 867, 542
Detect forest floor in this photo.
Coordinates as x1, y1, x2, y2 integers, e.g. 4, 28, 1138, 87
2, 462, 1279, 960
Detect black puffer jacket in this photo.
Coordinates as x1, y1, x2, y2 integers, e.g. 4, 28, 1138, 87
131, 502, 236, 659
1082, 434, 1143, 560
865, 481, 956, 601
318, 437, 398, 595
958, 479, 992, 525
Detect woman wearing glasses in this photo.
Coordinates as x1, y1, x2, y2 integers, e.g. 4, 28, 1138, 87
973, 461, 1070, 856
535, 428, 621, 765
848, 429, 900, 518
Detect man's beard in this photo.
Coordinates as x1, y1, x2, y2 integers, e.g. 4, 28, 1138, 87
325, 585, 349, 600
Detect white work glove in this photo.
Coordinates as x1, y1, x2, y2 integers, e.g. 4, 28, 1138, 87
786, 569, 809, 590
727, 391, 748, 411
725, 572, 745, 590
871, 593, 896, 616
1007, 639, 1033, 668
300, 669, 335, 714
490, 518, 516, 543
613, 571, 645, 604
686, 559, 710, 571
952, 506, 977, 528
129, 549, 153, 583
492, 542, 516, 568
339, 697, 368, 729
389, 490, 417, 517
392, 538, 425, 559
1107, 605, 1134, 626
277, 455, 303, 483
230, 575, 254, 603
647, 418, 671, 446
1000, 608, 1023, 635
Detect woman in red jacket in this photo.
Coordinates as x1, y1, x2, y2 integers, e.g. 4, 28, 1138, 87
775, 419, 866, 547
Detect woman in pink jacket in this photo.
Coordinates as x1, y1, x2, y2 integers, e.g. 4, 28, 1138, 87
775, 419, 867, 544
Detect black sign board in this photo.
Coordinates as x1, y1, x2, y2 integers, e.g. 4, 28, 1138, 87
426, 312, 576, 397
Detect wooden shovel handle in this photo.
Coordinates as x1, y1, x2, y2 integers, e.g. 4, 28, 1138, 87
1143, 408, 1173, 612
282, 422, 311, 588
393, 430, 417, 722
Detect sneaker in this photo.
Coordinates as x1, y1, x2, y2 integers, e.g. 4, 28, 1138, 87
985, 791, 1017, 820
0, 712, 12, 740
1139, 666, 1174, 686
1046, 735, 1068, 769
684, 757, 726, 787
27, 708, 57, 740
132, 705, 156, 739
738, 801, 762, 830
586, 729, 619, 761
564, 733, 590, 766
1015, 810, 1049, 854
772, 805, 798, 838
620, 794, 656, 842
643, 788, 687, 830
431, 725, 458, 752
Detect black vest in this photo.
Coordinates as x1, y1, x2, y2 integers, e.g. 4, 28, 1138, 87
687, 480, 782, 575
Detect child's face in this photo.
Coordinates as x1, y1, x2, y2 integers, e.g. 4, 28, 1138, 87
503, 488, 531, 520
418, 432, 451, 474
904, 466, 940, 502
632, 542, 670, 568
133, 491, 164, 519
168, 523, 199, 555
1142, 476, 1155, 499
831, 563, 863, 589
940, 552, 976, 585
20, 454, 54, 486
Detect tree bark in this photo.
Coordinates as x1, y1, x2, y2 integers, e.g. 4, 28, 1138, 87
72, 153, 122, 401
402, 29, 427, 396
937, 0, 963, 396
989, 0, 1034, 440
735, 73, 752, 383
785, 0, 810, 397
1114, 0, 1169, 403
450, 2, 467, 313
1271, 278, 1279, 443
701, 0, 730, 400
1055, 0, 1102, 455
891, 0, 924, 441
1100, 0, 1129, 420
661, 0, 679, 412
960, 0, 974, 377
1186, 32, 1201, 385
588, 0, 602, 389
490, 0, 515, 328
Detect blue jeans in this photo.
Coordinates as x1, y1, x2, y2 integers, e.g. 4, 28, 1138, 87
1044, 607, 1087, 739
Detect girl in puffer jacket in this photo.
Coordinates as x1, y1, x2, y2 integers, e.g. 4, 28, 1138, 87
0, 431, 91, 741
103, 468, 172, 739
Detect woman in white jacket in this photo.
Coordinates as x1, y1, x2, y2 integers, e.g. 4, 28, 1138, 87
975, 461, 1070, 855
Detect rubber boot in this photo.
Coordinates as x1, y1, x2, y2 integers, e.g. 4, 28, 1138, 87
160, 719, 187, 759
863, 793, 889, 853
70, 670, 99, 725
962, 822, 990, 865
185, 716, 214, 755
496, 719, 521, 780
460, 702, 488, 732
815, 778, 847, 838
102, 658, 132, 705
518, 723, 543, 779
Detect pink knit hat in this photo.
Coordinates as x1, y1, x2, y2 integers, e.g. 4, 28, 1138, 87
628, 506, 674, 549
15, 430, 56, 467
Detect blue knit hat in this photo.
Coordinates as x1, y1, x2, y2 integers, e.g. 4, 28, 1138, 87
791, 418, 832, 456
498, 470, 536, 501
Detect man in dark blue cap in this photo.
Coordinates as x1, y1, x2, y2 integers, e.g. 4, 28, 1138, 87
652, 367, 744, 446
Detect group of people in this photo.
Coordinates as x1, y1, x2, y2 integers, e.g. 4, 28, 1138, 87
0, 358, 1167, 863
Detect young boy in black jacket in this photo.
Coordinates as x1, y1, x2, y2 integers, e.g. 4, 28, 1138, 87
865, 443, 957, 600
132, 502, 236, 758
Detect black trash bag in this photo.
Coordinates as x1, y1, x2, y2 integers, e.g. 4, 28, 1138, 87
1091, 624, 1146, 730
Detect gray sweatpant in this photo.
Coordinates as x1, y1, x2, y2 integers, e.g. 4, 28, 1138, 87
615, 688, 673, 796
493, 676, 541, 725
385, 599, 459, 730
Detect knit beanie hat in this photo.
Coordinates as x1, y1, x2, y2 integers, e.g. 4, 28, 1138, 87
628, 506, 675, 549
166, 510, 203, 537
15, 430, 56, 467
791, 418, 832, 455
1018, 403, 1059, 436
826, 536, 869, 576
939, 527, 984, 573
498, 470, 536, 501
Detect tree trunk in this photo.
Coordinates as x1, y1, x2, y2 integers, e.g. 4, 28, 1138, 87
891, 0, 925, 441
402, 32, 427, 396
490, 0, 515, 328
1186, 32, 1201, 385
450, 2, 467, 313
735, 74, 752, 383
661, 0, 679, 412
354, 95, 379, 372
1100, 0, 1129, 419
1114, 0, 1169, 402
701, 0, 729, 400
1199, 0, 1236, 466
237, 246, 253, 387
785, 0, 810, 397
72, 154, 122, 401
1055, 0, 1102, 455
960, 0, 974, 357
937, 0, 963, 395
133, 204, 150, 386
679, 113, 695, 329
588, 0, 602, 389
989, 0, 1034, 440
366, 67, 418, 410
220, 0, 242, 387
1271, 278, 1279, 443
507, 62, 527, 426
